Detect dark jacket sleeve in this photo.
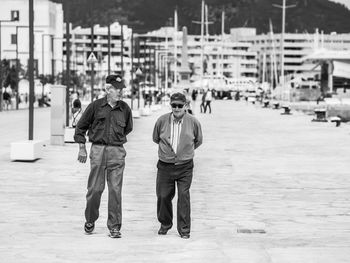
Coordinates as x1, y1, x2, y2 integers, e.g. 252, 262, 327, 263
194, 119, 203, 149
152, 118, 161, 144
125, 107, 133, 135
74, 102, 94, 144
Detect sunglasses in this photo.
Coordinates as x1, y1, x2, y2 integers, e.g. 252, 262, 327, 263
171, 103, 184, 109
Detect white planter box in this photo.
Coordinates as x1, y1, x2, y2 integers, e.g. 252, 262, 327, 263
10, 140, 45, 161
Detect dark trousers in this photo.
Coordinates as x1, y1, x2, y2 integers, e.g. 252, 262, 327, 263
156, 160, 193, 235
85, 144, 126, 230
200, 102, 205, 113
204, 101, 211, 113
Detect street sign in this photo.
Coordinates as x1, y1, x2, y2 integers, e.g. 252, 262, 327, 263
135, 68, 142, 75
87, 52, 98, 64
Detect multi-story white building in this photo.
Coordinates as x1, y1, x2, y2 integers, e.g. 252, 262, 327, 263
137, 26, 258, 90
0, 0, 64, 78
234, 27, 350, 83
63, 22, 133, 90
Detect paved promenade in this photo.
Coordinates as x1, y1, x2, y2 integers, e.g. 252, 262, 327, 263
0, 100, 350, 263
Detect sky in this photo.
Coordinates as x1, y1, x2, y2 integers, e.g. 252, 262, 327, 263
330, 0, 350, 9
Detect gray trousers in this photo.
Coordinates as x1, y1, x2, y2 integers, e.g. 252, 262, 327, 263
85, 144, 126, 230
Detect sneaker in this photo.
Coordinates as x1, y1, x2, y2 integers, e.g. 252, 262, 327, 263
180, 233, 190, 239
109, 228, 121, 238
84, 222, 94, 234
158, 227, 168, 235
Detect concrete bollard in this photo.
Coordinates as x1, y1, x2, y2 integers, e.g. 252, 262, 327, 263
10, 140, 45, 161
312, 108, 327, 122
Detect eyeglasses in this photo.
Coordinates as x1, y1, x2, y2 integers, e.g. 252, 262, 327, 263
171, 103, 184, 109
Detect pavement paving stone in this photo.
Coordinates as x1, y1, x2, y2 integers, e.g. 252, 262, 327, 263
0, 100, 350, 262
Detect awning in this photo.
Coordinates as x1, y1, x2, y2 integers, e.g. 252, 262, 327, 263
333, 61, 350, 79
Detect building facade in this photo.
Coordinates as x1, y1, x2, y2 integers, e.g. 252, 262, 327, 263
235, 28, 350, 84
62, 22, 133, 92
0, 0, 64, 78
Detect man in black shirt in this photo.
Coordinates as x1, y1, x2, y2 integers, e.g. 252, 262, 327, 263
74, 75, 133, 238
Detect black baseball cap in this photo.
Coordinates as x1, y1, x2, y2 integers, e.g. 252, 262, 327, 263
106, 74, 126, 89
170, 92, 186, 104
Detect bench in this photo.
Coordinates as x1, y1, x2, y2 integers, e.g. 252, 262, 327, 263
281, 105, 292, 115
330, 116, 342, 127
312, 108, 327, 122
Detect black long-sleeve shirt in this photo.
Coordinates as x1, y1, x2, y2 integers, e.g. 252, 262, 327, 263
74, 97, 133, 146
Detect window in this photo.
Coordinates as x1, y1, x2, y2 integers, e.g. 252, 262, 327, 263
11, 34, 17, 45
11, 10, 19, 21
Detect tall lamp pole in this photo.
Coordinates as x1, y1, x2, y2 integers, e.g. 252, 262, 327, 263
130, 32, 134, 109
108, 24, 111, 75
63, 0, 71, 126
28, 0, 34, 140
121, 24, 124, 77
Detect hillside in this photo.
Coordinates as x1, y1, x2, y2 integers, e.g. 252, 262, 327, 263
52, 0, 350, 34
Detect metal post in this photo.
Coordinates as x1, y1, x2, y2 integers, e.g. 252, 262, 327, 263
51, 36, 54, 81
16, 27, 19, 110
91, 25, 94, 102
280, 0, 286, 88
42, 34, 45, 76
108, 24, 111, 75
121, 24, 124, 76
65, 22, 71, 126
273, 0, 296, 88
200, 0, 204, 80
0, 21, 3, 112
165, 31, 168, 91
136, 37, 141, 109
130, 32, 134, 109
28, 0, 34, 140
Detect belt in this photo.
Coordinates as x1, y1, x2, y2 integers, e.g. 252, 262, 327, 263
159, 159, 193, 166
92, 142, 122, 146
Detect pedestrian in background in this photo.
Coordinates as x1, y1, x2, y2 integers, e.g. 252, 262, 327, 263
200, 89, 206, 113
74, 74, 133, 238
71, 96, 82, 128
183, 88, 193, 114
204, 88, 212, 114
152, 92, 203, 239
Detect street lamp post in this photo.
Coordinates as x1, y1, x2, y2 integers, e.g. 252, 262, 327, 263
28, 0, 34, 140
121, 24, 124, 77
130, 32, 134, 109
108, 24, 111, 75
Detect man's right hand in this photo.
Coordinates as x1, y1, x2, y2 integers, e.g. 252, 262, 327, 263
78, 144, 88, 163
